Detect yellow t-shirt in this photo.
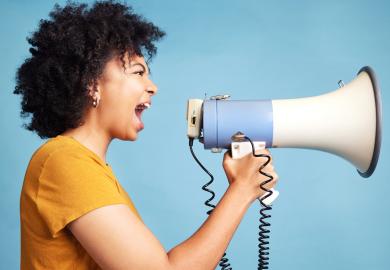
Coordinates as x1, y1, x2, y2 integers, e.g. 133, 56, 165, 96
20, 135, 140, 269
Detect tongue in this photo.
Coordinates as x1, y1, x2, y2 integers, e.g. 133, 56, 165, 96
135, 109, 144, 130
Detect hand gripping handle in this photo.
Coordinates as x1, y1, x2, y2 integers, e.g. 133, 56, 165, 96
231, 140, 279, 206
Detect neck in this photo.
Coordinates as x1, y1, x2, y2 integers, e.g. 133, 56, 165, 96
60, 114, 112, 164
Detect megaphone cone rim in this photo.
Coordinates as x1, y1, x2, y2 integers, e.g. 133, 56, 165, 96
357, 66, 382, 178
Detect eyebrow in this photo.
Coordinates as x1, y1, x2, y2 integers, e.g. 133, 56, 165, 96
130, 62, 151, 75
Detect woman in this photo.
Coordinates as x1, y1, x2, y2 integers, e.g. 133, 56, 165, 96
15, 1, 278, 269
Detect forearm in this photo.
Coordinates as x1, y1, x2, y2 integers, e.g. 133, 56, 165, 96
167, 182, 252, 270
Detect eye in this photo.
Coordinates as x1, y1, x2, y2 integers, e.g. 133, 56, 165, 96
134, 70, 144, 76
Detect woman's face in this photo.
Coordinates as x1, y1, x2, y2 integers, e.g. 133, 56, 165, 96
94, 53, 157, 141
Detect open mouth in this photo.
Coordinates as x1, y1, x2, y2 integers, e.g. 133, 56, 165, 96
134, 102, 151, 130
135, 102, 151, 115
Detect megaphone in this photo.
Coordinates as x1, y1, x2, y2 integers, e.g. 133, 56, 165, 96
186, 66, 382, 269
187, 66, 382, 178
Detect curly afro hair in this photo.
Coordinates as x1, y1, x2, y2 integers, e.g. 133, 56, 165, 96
14, 0, 165, 139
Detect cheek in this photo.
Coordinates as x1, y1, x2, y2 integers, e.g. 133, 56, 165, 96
104, 78, 140, 105
101, 82, 143, 123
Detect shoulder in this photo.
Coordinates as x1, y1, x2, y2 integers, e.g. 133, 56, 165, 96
31, 135, 105, 174
25, 135, 113, 193
28, 137, 127, 238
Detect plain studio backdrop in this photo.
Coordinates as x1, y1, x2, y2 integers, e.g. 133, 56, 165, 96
1, 0, 389, 269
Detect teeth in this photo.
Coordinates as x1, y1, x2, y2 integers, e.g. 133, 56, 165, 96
136, 102, 151, 110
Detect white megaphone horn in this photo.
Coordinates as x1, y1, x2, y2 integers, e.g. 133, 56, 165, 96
187, 66, 382, 180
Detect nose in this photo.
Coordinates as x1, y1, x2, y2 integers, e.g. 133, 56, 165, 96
146, 79, 158, 96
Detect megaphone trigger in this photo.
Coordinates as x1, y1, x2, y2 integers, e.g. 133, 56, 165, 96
231, 140, 266, 159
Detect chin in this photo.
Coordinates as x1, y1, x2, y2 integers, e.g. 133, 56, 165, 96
124, 132, 138, 141
114, 129, 138, 141
128, 129, 140, 141
129, 134, 138, 141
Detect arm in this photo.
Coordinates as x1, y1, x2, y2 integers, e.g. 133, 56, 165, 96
166, 181, 252, 270
167, 149, 277, 270
69, 150, 278, 270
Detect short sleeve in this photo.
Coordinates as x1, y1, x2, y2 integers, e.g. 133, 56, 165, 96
37, 149, 127, 238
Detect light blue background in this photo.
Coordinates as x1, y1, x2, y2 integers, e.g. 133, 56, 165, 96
1, 0, 389, 269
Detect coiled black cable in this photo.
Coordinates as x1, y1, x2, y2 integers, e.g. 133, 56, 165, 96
188, 137, 273, 270
244, 136, 273, 270
189, 138, 232, 270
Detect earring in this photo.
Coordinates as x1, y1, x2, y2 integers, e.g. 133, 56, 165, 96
92, 97, 100, 108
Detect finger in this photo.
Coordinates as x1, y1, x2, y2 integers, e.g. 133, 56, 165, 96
264, 163, 274, 172
258, 174, 278, 190
223, 150, 232, 159
262, 158, 274, 168
254, 148, 270, 156
258, 170, 278, 183
272, 172, 279, 183
254, 154, 272, 166
258, 155, 272, 167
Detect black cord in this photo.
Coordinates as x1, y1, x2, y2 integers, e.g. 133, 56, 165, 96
188, 137, 273, 270
189, 138, 232, 270
244, 136, 273, 270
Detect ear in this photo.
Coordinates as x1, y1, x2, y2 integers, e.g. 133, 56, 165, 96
87, 80, 101, 100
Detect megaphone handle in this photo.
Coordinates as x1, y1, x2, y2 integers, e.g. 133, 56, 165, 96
231, 140, 279, 206
259, 188, 279, 206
